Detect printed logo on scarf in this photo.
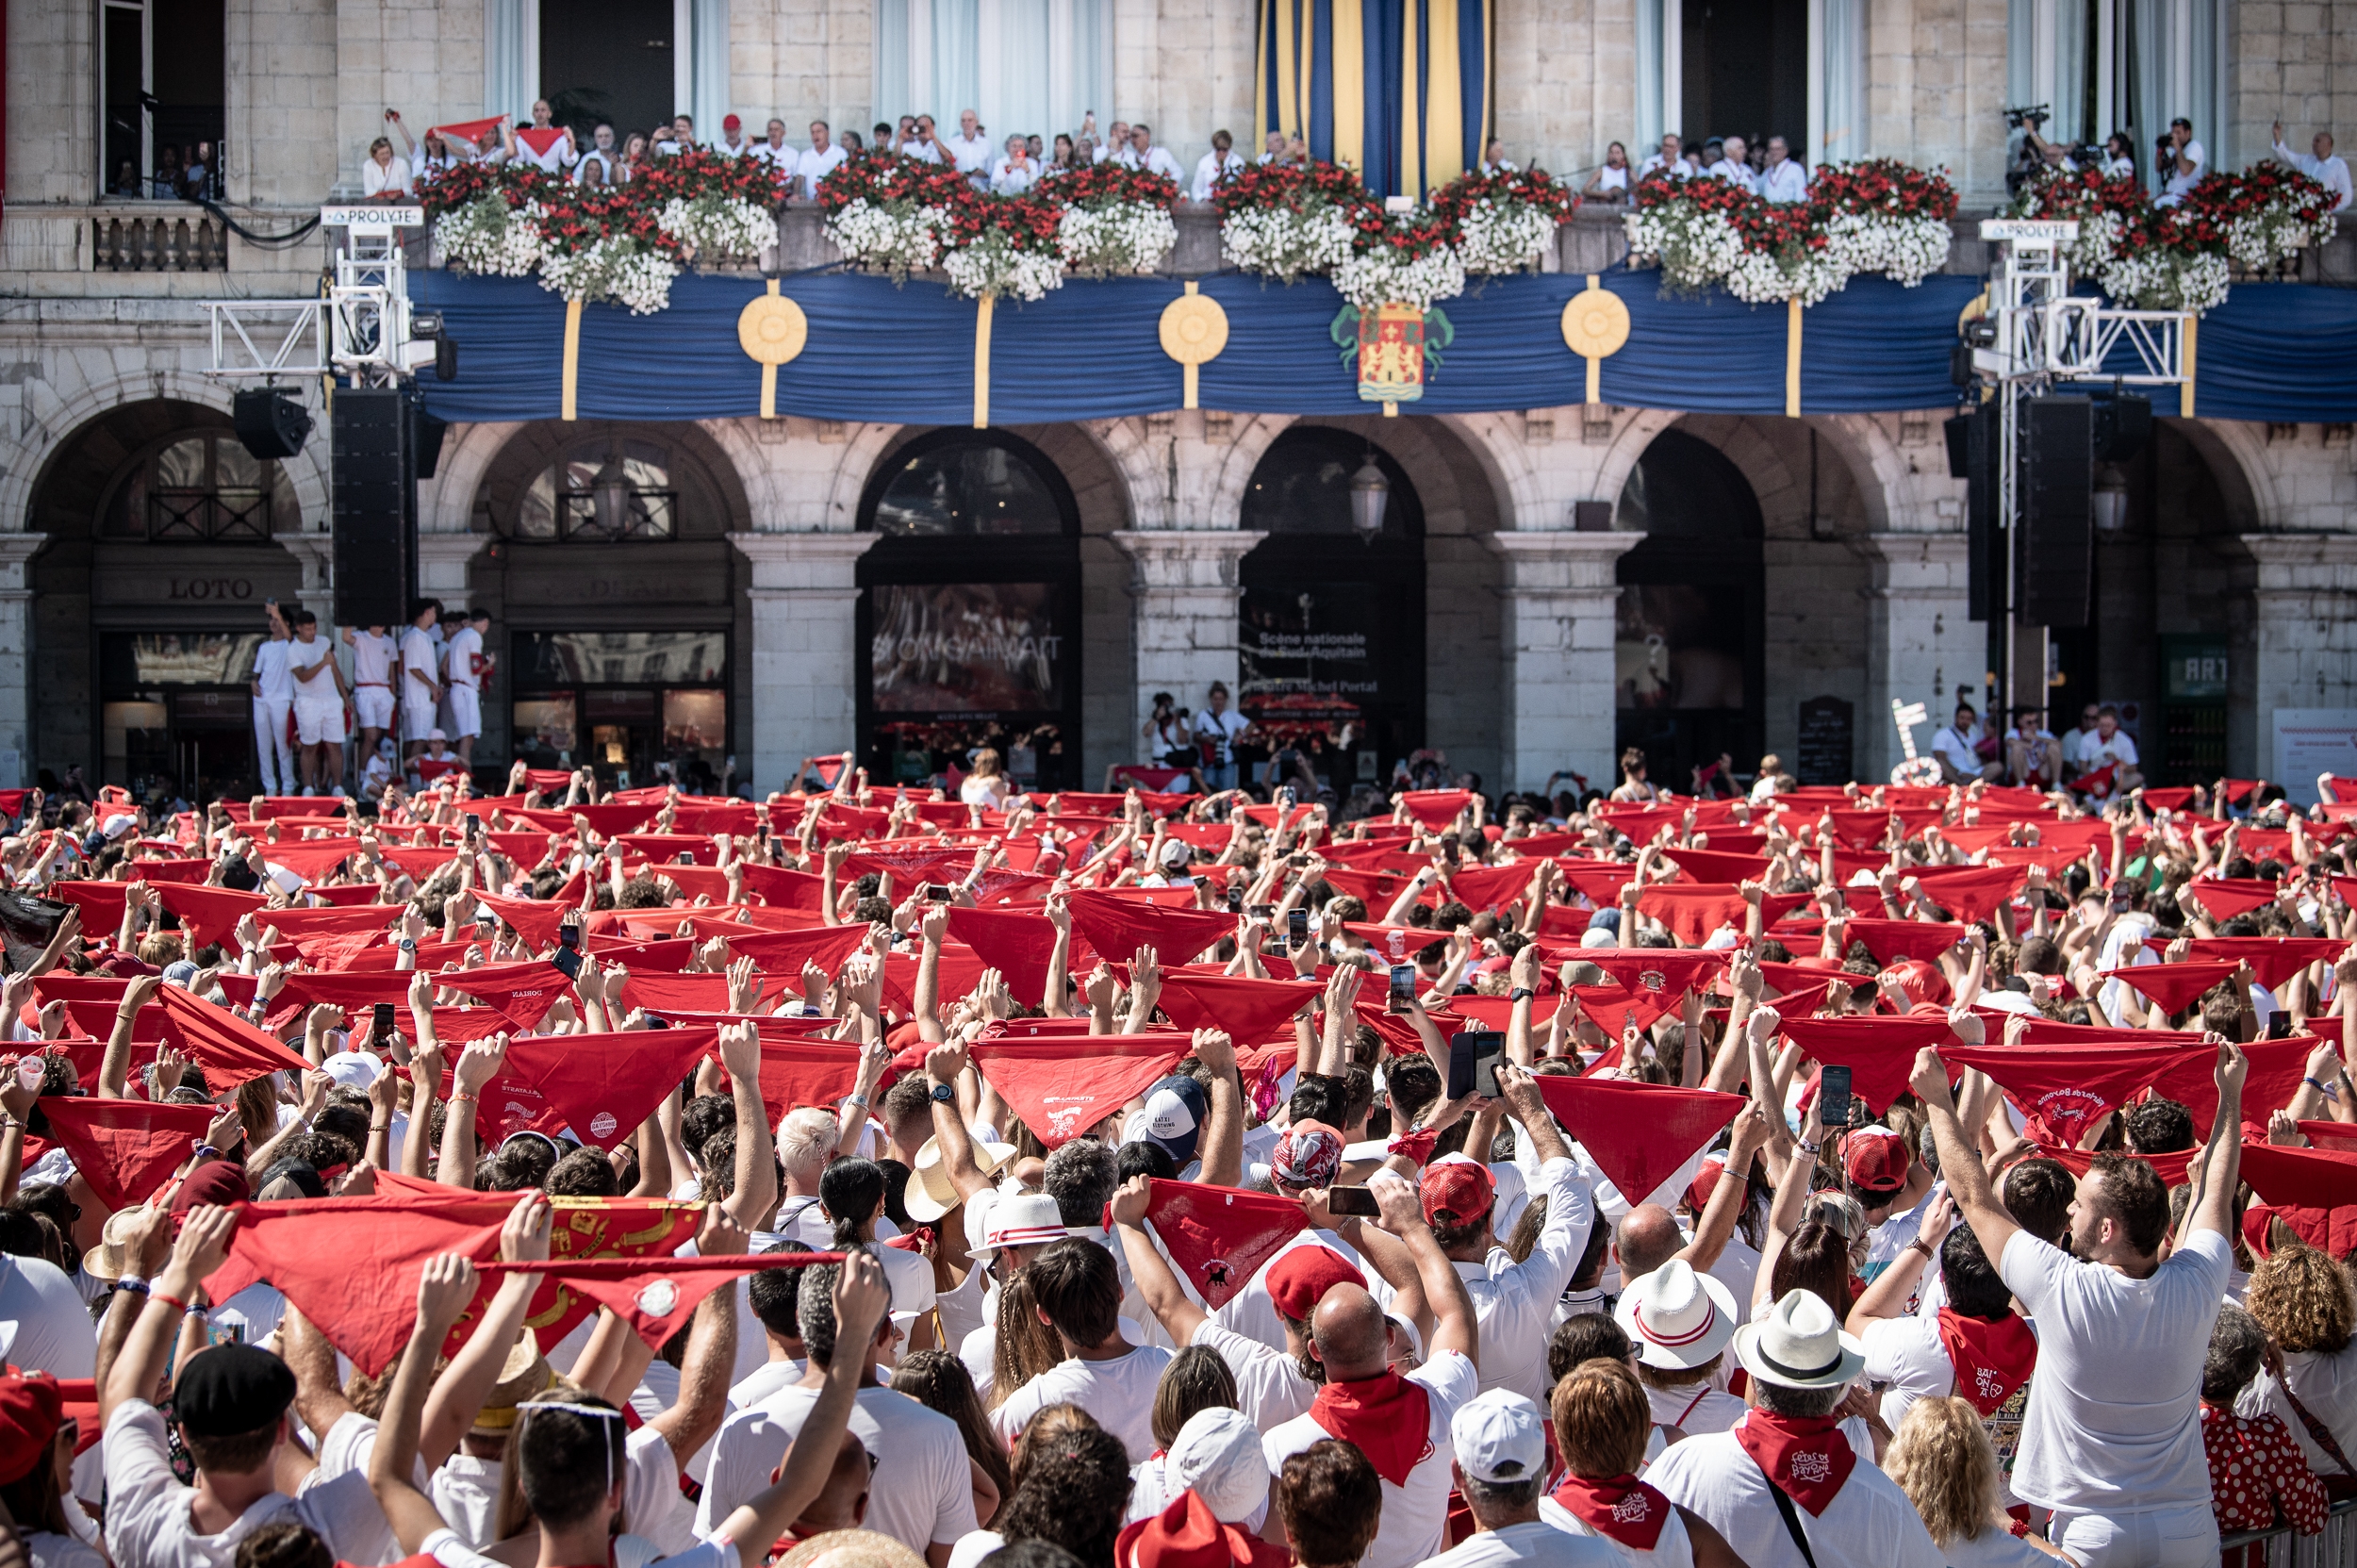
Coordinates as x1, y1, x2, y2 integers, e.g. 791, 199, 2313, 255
1788, 1450, 1833, 1484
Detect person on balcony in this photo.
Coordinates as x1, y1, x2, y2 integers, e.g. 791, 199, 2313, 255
1759, 136, 1809, 203
361, 136, 412, 199
2271, 121, 2352, 213
1581, 142, 1631, 201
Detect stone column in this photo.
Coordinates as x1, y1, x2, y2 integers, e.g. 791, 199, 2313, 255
0, 536, 47, 790
729, 533, 880, 797
2243, 534, 2357, 785
1851, 534, 1980, 782
1109, 530, 1266, 757
415, 536, 487, 616
1482, 532, 1640, 796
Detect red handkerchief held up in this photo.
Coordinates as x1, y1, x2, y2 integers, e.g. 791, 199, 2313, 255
479, 1254, 835, 1350
155, 985, 313, 1089
503, 1025, 721, 1149
1155, 972, 1322, 1045
1772, 1015, 1958, 1116
1530, 1076, 1744, 1206
943, 907, 1062, 1007
2101, 960, 2246, 1015
1904, 866, 2028, 926
39, 1098, 219, 1211
2237, 1143, 2357, 1213
1144, 1179, 1307, 1309
1838, 919, 1969, 966
1062, 891, 1235, 968
1581, 949, 1730, 1002
1398, 790, 1474, 828
1940, 1040, 2209, 1148
438, 961, 573, 1029
972, 1033, 1192, 1148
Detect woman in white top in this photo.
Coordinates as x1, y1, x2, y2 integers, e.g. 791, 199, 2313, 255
961, 747, 1014, 809
615, 131, 648, 185
1584, 141, 1632, 201
1609, 746, 1663, 803
1884, 1397, 2070, 1566
1478, 137, 1517, 174
387, 112, 461, 179
990, 135, 1039, 196
362, 136, 413, 198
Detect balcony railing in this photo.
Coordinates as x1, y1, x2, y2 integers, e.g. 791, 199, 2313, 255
90, 206, 229, 272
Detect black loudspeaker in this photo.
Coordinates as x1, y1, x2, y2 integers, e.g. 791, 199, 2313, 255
2092, 390, 2151, 461
1958, 406, 2002, 622
2017, 395, 2093, 628
232, 388, 312, 460
412, 406, 449, 481
332, 388, 410, 630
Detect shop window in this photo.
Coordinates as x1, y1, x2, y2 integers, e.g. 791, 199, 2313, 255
513, 696, 579, 758
517, 438, 679, 541
100, 436, 295, 541
101, 632, 265, 687
511, 631, 729, 790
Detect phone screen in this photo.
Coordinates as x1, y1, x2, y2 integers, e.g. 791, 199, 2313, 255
1249, 904, 1276, 921
551, 946, 583, 981
371, 1002, 395, 1037
1819, 1065, 1854, 1129
1388, 965, 1415, 1013
922, 883, 955, 901
559, 923, 583, 951
1327, 1185, 1380, 1217
1447, 1031, 1506, 1100
1227, 885, 1244, 913
1287, 908, 1310, 944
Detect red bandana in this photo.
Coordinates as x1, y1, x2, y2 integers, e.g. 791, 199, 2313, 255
503, 1025, 720, 1150
1548, 1475, 1671, 1550
1398, 789, 1474, 827
1141, 1179, 1305, 1309
943, 906, 1061, 1007
438, 960, 573, 1029
1904, 865, 2028, 925
2177, 879, 2283, 920
1634, 884, 1808, 946
154, 985, 314, 1089
1062, 890, 1235, 968
970, 1032, 1191, 1147
39, 1098, 219, 1212
716, 923, 873, 978
1838, 918, 1969, 966
1309, 1370, 1433, 1486
2100, 959, 2245, 1015
1156, 972, 1323, 1046
154, 883, 268, 949
1733, 1411, 1856, 1516
1439, 864, 1545, 917
1940, 1040, 2210, 1148
1773, 1015, 1957, 1118
1530, 1076, 1743, 1205
514, 125, 569, 157
1658, 847, 1772, 884
1936, 1310, 2038, 1416
1581, 949, 1730, 1002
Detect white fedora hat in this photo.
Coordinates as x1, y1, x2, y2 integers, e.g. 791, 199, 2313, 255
966, 1191, 1074, 1259
1733, 1289, 1867, 1391
1614, 1258, 1739, 1370
904, 1130, 1017, 1222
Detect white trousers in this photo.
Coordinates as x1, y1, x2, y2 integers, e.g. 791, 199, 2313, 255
252, 697, 294, 793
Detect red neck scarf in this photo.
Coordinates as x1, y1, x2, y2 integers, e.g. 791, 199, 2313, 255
1936, 1309, 2039, 1416
1733, 1411, 1855, 1517
1308, 1370, 1432, 1487
1548, 1475, 1670, 1550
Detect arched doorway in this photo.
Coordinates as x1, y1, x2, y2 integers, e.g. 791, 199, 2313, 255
475, 421, 749, 791
1614, 427, 1766, 787
1683, 0, 1807, 157
856, 428, 1084, 791
541, 1, 673, 145
1237, 427, 1426, 796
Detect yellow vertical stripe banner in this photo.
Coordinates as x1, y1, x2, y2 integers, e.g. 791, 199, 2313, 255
2180, 313, 2197, 418
1275, 0, 1298, 140
1785, 296, 1803, 419
1297, 0, 1315, 150
1400, 0, 1423, 196
973, 294, 996, 429
561, 299, 584, 421
1479, 0, 1494, 163
1254, 0, 1270, 161
1331, 0, 1364, 173
1426, 0, 1461, 190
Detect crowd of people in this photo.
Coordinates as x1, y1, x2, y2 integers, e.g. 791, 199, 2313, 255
5, 717, 2357, 1568
243, 598, 488, 806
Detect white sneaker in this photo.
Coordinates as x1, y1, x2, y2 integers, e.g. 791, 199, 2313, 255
331, 785, 347, 799
302, 786, 317, 797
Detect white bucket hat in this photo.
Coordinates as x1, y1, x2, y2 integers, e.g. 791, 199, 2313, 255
1733, 1288, 1868, 1391
1614, 1258, 1739, 1370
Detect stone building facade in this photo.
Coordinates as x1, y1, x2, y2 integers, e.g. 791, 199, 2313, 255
2, 0, 2354, 801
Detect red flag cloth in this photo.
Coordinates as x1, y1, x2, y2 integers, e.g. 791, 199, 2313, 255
1940, 1040, 2210, 1147
154, 884, 267, 949
2028, 1143, 2201, 1186
155, 986, 312, 1088
428, 115, 506, 146
2237, 1144, 2357, 1213
1634, 885, 1810, 946
503, 1026, 721, 1149
2299, 1121, 2357, 1148
838, 842, 972, 889
1529, 1077, 1744, 1204
717, 924, 873, 979
1580, 949, 1730, 1002
1838, 919, 1969, 966
1399, 790, 1475, 827
2142, 1034, 2316, 1137
1441, 864, 1545, 917
1904, 866, 2029, 925
943, 908, 1061, 1006
1321, 867, 1419, 911
2327, 777, 2357, 804
1155, 973, 1321, 1045
1537, 905, 1595, 941
618, 971, 800, 1016
1773, 1015, 1958, 1115
705, 1034, 865, 1125
437, 961, 572, 1028
1657, 848, 1773, 884
971, 1033, 1192, 1147
1567, 985, 1673, 1040
2159, 937, 2347, 991
1554, 863, 1641, 905
38, 1098, 218, 1211
1935, 1310, 2039, 1417
1144, 1179, 1306, 1309
2138, 786, 2199, 810
245, 905, 397, 940
2101, 960, 2248, 1015
50, 883, 131, 931
478, 1254, 836, 1349
2177, 880, 2284, 920
473, 891, 573, 952
259, 839, 369, 882
1063, 891, 1234, 966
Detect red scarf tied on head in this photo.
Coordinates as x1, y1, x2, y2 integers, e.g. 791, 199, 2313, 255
1307, 1370, 1431, 1487
1548, 1475, 1671, 1551
1936, 1309, 2039, 1417
1733, 1411, 1855, 1516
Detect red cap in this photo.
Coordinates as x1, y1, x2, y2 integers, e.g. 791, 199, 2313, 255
171, 1159, 252, 1213
1419, 1155, 1496, 1224
1878, 959, 1949, 1009
1684, 1153, 1728, 1215
0, 1374, 63, 1485
723, 114, 742, 131
1843, 1128, 1910, 1193
1117, 1490, 1283, 1568
1265, 1244, 1365, 1323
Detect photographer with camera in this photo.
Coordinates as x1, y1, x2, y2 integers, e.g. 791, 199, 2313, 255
2156, 116, 2205, 204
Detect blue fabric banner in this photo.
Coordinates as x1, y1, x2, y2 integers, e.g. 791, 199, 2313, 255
408, 267, 2357, 427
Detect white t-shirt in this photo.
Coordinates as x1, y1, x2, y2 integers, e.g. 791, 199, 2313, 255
428, 1452, 501, 1546
253, 639, 294, 703
362, 157, 412, 197
1645, 1411, 1945, 1568
1195, 708, 1251, 766
696, 1381, 978, 1551
1932, 724, 1982, 775
946, 132, 993, 176
1758, 159, 1808, 203
1192, 1320, 1317, 1432
1461, 1157, 1594, 1401
0, 1256, 96, 1378
1703, 158, 1755, 191
443, 625, 483, 689
1263, 1349, 1480, 1568
400, 626, 438, 701
288, 635, 339, 701
350, 629, 396, 687
1635, 155, 1688, 181
2235, 1339, 2357, 1480
1646, 1378, 1744, 1438
422, 1526, 737, 1568
2161, 140, 2206, 200
1412, 1518, 1621, 1568
1191, 151, 1246, 201
992, 1344, 1175, 1461
2082, 730, 2139, 771
1997, 1227, 2228, 1514
1936, 1527, 2069, 1567
1536, 1497, 1694, 1564
796, 143, 848, 196
102, 1401, 387, 1568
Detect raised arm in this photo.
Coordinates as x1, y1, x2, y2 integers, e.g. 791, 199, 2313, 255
418, 1193, 550, 1469
2185, 1035, 2249, 1243
1908, 1027, 2020, 1265
1108, 1174, 1211, 1345
717, 1020, 779, 1229
1370, 1168, 1476, 1370
370, 1252, 486, 1554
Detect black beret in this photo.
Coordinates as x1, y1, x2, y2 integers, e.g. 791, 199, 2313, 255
173, 1344, 295, 1437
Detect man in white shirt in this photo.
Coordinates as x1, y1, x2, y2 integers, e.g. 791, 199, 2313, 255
440, 607, 488, 767
713, 114, 752, 157
1636, 133, 1689, 180
1477, 137, 1516, 174
2059, 700, 2102, 779
1128, 124, 1186, 184
1415, 1390, 1617, 1568
668, 113, 698, 152
946, 109, 993, 184
2080, 703, 2140, 789
1192, 130, 1246, 201
1911, 1031, 2246, 1567
698, 1259, 981, 1564
990, 1238, 1174, 1461
1263, 1168, 1482, 1568
573, 124, 618, 184
252, 604, 296, 795
797, 122, 848, 199
1102, 122, 1134, 164
1759, 136, 1808, 203
2272, 121, 2353, 212
1930, 701, 1996, 784
286, 608, 346, 795
399, 598, 442, 762
2157, 118, 2205, 204
341, 622, 399, 767
902, 115, 947, 164
1705, 135, 1756, 191
755, 119, 795, 173
506, 102, 576, 173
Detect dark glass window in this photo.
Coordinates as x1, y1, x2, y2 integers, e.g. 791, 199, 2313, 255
101, 435, 295, 540
870, 439, 1067, 536
517, 437, 677, 540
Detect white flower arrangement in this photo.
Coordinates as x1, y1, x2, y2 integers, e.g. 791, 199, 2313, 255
1624, 206, 1747, 294
657, 195, 778, 263
941, 229, 1066, 303
1453, 197, 1559, 274
1331, 242, 1467, 315
2096, 250, 2231, 314
1058, 202, 1179, 277
433, 193, 545, 276
822, 198, 949, 281
1219, 203, 1357, 285
537, 237, 681, 315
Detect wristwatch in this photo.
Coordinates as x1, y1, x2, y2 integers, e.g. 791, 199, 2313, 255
1508, 987, 1534, 1003
930, 1081, 956, 1105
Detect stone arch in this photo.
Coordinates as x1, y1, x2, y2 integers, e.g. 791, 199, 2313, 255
467, 420, 756, 538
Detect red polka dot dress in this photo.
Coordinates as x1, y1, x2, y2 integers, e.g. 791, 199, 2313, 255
2201, 1400, 2330, 1536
